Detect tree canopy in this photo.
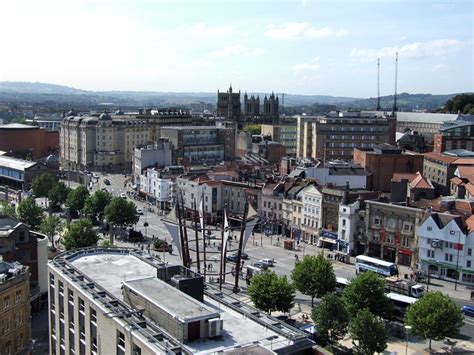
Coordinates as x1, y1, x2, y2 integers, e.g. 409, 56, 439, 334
405, 291, 463, 350
342, 271, 392, 318
242, 124, 261, 135
0, 200, 16, 218
65, 185, 89, 215
17, 197, 44, 230
248, 271, 295, 314
83, 190, 112, 223
312, 293, 350, 345
31, 173, 56, 198
291, 254, 336, 306
62, 219, 99, 250
40, 215, 63, 243
104, 197, 139, 228
48, 181, 70, 207
443, 93, 474, 114
349, 308, 388, 355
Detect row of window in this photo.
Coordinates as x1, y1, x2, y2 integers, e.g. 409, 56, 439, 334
3, 289, 23, 310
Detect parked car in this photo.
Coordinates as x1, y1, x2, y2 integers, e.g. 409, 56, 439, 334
226, 254, 237, 263
260, 258, 274, 267
136, 208, 144, 215
120, 193, 127, 199
462, 305, 474, 317
240, 251, 249, 260
253, 262, 268, 270
103, 178, 111, 185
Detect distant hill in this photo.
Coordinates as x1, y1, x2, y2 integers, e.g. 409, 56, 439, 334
0, 81, 461, 110
338, 92, 457, 111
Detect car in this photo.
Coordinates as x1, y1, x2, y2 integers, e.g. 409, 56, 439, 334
120, 193, 127, 199
136, 208, 144, 215
103, 178, 111, 185
260, 258, 274, 267
462, 305, 474, 317
253, 262, 268, 270
241, 251, 249, 260
226, 254, 237, 263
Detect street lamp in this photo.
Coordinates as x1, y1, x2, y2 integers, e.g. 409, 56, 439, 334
404, 325, 412, 355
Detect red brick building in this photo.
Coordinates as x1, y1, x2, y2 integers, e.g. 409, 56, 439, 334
353, 144, 424, 192
0, 123, 59, 159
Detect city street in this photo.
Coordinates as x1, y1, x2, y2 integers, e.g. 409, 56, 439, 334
66, 172, 474, 353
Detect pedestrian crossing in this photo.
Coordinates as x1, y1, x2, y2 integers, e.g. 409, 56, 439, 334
464, 316, 474, 326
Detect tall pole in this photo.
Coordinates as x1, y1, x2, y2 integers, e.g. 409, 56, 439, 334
193, 199, 201, 274
201, 191, 207, 278
455, 231, 461, 291
234, 201, 248, 293
376, 58, 381, 111
180, 193, 191, 269
176, 192, 187, 268
219, 218, 225, 290
393, 52, 398, 114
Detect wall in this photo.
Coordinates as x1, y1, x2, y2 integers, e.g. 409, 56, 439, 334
0, 128, 59, 159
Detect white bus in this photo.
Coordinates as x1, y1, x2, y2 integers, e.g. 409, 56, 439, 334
355, 255, 398, 277
335, 277, 350, 295
386, 292, 417, 321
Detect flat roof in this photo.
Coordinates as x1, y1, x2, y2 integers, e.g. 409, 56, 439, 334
124, 277, 218, 322
0, 155, 37, 171
0, 123, 39, 130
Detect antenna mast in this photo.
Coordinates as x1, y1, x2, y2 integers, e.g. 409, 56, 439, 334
393, 52, 398, 114
376, 58, 381, 111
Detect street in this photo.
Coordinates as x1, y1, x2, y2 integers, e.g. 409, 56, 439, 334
65, 172, 474, 353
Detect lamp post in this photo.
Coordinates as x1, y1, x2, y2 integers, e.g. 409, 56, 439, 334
404, 325, 412, 355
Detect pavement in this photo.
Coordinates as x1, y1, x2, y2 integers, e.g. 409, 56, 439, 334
57, 172, 474, 354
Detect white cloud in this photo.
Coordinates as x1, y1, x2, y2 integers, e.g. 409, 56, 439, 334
178, 23, 237, 39
208, 45, 265, 57
432, 63, 448, 72
350, 39, 464, 60
292, 57, 321, 73
264, 22, 348, 40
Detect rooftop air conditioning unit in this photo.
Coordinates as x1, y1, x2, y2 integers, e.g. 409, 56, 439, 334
208, 318, 223, 338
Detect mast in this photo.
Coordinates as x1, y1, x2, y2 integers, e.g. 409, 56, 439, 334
393, 52, 398, 114
376, 58, 381, 111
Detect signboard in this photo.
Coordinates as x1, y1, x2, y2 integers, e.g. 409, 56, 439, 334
321, 230, 338, 240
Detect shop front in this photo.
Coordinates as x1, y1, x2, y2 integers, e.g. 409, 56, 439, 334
318, 230, 338, 250
368, 242, 381, 258
302, 226, 318, 244
382, 245, 396, 263
398, 249, 412, 267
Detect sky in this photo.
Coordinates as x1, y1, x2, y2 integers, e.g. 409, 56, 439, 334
0, 0, 472, 97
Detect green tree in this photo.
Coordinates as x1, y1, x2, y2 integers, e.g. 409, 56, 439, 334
0, 200, 16, 218
40, 215, 63, 243
62, 219, 99, 250
17, 197, 44, 230
48, 182, 70, 208
243, 124, 261, 135
83, 190, 112, 223
31, 173, 56, 198
65, 185, 89, 215
248, 271, 295, 314
349, 309, 388, 355
104, 197, 139, 228
312, 294, 349, 345
405, 291, 463, 350
342, 271, 392, 318
291, 254, 336, 306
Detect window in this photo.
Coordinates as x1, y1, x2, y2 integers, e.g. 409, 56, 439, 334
427, 250, 435, 258
3, 295, 10, 309
68, 290, 74, 305
133, 344, 142, 355
469, 248, 472, 256
59, 281, 64, 295
50, 273, 55, 287
15, 290, 22, 303
373, 217, 381, 226
90, 308, 97, 324
467, 260, 472, 268
79, 298, 85, 314
117, 331, 126, 351
427, 238, 432, 245
342, 219, 346, 226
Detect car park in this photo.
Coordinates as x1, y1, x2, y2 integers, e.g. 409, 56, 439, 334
462, 305, 474, 317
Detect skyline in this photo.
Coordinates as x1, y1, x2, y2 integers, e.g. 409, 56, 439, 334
0, 0, 472, 97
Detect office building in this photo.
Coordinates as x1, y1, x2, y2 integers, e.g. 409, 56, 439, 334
48, 248, 314, 354
434, 116, 474, 153
0, 261, 31, 354
133, 140, 173, 182
261, 123, 297, 156
296, 111, 396, 161
60, 112, 151, 172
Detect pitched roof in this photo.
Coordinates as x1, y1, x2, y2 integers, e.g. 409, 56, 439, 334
410, 172, 434, 189
423, 151, 458, 164
428, 213, 466, 233
453, 158, 474, 165
392, 173, 417, 182
466, 215, 474, 232
457, 166, 474, 179
450, 176, 465, 186
466, 183, 474, 196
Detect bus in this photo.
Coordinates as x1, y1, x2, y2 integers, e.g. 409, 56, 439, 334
355, 255, 398, 277
386, 292, 417, 321
335, 277, 350, 295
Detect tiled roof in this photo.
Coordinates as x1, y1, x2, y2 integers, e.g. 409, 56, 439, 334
423, 151, 458, 164
453, 158, 474, 166
466, 183, 474, 196
392, 173, 417, 182
410, 172, 434, 189
450, 177, 465, 186
465, 215, 474, 232
457, 166, 474, 179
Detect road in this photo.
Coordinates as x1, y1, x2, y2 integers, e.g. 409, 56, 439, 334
65, 172, 474, 352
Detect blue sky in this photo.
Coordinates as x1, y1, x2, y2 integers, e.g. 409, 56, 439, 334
0, 0, 472, 97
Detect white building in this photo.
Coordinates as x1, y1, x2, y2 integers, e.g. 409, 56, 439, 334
133, 140, 173, 182
300, 185, 322, 244
141, 168, 174, 209
338, 200, 360, 254
176, 176, 222, 223
418, 212, 474, 285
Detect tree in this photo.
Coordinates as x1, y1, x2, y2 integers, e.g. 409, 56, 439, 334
312, 294, 349, 345
48, 182, 70, 208
40, 215, 63, 243
0, 200, 16, 218
405, 292, 463, 350
31, 173, 56, 198
62, 219, 99, 250
65, 185, 89, 215
83, 190, 112, 223
291, 254, 336, 306
104, 197, 139, 228
349, 309, 388, 355
17, 197, 44, 230
342, 271, 392, 318
248, 271, 295, 314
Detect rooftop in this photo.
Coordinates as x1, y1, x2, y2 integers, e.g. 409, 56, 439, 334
0, 155, 36, 171
0, 123, 39, 130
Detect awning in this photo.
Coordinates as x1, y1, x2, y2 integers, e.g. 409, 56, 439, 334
319, 237, 337, 244
398, 249, 413, 256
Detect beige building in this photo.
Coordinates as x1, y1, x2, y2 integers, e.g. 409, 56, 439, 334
60, 112, 151, 172
296, 111, 396, 161
0, 262, 31, 354
261, 123, 297, 156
